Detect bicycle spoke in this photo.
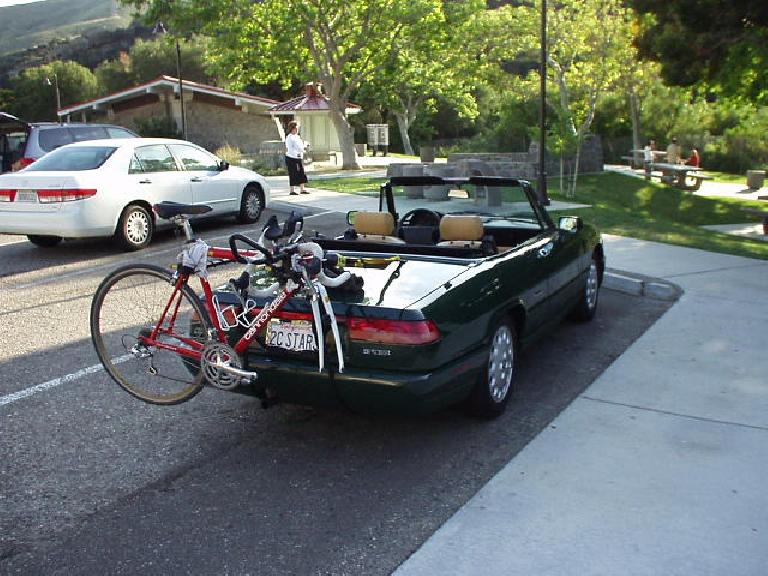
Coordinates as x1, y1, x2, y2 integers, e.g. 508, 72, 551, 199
91, 265, 210, 405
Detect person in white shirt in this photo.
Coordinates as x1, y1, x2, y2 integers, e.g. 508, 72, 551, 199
643, 139, 655, 180
285, 121, 309, 195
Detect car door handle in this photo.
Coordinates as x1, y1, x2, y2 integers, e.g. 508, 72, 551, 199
190, 177, 203, 182
138, 179, 152, 184
538, 242, 554, 258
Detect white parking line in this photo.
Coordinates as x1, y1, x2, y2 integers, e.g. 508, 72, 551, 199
0, 238, 28, 247
0, 354, 131, 408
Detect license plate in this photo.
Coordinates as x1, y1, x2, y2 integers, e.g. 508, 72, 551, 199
16, 190, 37, 203
266, 320, 318, 352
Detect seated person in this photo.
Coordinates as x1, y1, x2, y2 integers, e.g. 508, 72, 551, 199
666, 138, 681, 164
686, 148, 700, 167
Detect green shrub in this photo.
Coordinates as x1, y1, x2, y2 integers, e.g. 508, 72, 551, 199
133, 116, 181, 139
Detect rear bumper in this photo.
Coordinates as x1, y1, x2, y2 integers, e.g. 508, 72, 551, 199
0, 202, 114, 238
244, 345, 487, 414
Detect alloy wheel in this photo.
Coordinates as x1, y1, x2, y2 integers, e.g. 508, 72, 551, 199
585, 261, 598, 310
126, 209, 149, 246
488, 325, 514, 403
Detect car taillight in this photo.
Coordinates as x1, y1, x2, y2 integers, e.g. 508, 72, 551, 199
0, 189, 15, 202
37, 189, 97, 203
18, 157, 35, 169
347, 318, 440, 345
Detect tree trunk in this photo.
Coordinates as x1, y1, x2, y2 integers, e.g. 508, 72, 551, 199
569, 140, 583, 199
629, 88, 642, 151
328, 106, 360, 170
394, 112, 414, 156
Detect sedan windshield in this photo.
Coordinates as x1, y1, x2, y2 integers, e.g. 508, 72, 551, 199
25, 146, 117, 171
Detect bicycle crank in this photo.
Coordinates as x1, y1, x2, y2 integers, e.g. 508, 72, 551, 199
201, 343, 258, 390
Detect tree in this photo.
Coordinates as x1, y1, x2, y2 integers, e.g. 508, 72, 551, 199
631, 1, 768, 104
129, 36, 212, 85
122, 0, 443, 169
511, 0, 632, 196
9, 61, 99, 121
95, 52, 133, 95
356, 0, 485, 155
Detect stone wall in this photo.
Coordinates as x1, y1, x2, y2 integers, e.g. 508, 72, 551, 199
105, 97, 279, 154
389, 136, 604, 186
111, 100, 169, 132
183, 101, 279, 155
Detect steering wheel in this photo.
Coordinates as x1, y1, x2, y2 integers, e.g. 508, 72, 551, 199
399, 208, 443, 228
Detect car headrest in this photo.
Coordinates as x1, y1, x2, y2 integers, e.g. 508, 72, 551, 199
439, 215, 484, 241
355, 211, 395, 236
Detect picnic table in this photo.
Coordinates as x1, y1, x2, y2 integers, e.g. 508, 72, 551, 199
648, 162, 712, 191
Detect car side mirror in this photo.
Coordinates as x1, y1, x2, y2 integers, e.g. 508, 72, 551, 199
218, 160, 229, 171
347, 210, 358, 226
559, 215, 583, 232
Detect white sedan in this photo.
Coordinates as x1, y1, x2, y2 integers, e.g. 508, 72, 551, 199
0, 138, 271, 250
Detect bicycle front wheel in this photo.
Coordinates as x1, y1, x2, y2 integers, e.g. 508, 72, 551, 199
90, 264, 211, 405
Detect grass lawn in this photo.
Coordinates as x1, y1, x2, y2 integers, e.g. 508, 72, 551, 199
705, 170, 751, 185
314, 172, 768, 260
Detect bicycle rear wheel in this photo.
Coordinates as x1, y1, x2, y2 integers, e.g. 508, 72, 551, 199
90, 264, 211, 405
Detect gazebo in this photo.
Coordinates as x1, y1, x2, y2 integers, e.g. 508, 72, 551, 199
268, 82, 361, 162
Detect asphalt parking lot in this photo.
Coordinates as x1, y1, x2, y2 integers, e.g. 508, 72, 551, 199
0, 209, 674, 575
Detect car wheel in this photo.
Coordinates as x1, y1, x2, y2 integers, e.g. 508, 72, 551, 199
115, 205, 153, 251
570, 255, 600, 322
467, 321, 517, 418
27, 235, 62, 248
237, 184, 264, 224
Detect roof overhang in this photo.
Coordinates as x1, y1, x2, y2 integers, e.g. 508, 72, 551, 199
269, 107, 362, 116
58, 76, 279, 117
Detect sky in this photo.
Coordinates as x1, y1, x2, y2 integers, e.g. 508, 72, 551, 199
0, 0, 45, 6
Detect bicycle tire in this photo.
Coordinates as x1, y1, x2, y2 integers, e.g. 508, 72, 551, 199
90, 264, 212, 405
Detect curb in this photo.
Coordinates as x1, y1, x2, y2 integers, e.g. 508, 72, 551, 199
603, 269, 681, 301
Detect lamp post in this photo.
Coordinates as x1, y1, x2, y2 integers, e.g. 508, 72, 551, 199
46, 73, 62, 124
153, 22, 186, 140
538, 0, 549, 205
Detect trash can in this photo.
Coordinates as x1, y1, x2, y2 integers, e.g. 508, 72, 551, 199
746, 170, 766, 190
419, 146, 436, 163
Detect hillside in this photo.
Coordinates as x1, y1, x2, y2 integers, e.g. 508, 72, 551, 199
0, 0, 133, 56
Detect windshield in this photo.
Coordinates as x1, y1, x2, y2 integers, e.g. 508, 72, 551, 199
390, 178, 544, 225
25, 146, 117, 172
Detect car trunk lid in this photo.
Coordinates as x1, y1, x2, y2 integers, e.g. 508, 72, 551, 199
216, 255, 473, 371
0, 172, 93, 212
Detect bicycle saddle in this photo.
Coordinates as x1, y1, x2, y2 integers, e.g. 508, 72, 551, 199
153, 201, 213, 220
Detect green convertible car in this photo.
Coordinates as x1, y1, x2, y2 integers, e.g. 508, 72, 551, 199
215, 176, 605, 417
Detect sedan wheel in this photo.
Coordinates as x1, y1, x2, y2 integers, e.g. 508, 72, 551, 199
237, 185, 264, 224
467, 322, 517, 418
570, 256, 600, 322
116, 205, 153, 251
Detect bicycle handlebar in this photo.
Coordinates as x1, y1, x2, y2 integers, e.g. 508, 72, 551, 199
216, 234, 359, 292
228, 234, 271, 264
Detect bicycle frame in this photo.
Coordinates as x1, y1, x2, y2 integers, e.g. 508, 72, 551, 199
140, 268, 299, 361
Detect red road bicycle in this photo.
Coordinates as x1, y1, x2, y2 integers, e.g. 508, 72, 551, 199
90, 202, 363, 405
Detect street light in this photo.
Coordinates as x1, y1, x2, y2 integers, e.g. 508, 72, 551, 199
538, 0, 549, 205
45, 73, 62, 124
153, 21, 187, 140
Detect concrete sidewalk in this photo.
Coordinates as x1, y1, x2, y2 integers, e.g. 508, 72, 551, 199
395, 236, 768, 576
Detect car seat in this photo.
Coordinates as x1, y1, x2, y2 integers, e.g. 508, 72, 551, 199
437, 215, 496, 255
353, 212, 405, 244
